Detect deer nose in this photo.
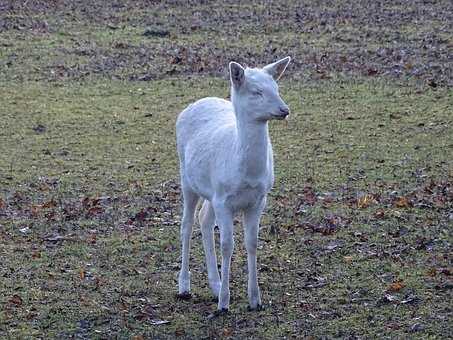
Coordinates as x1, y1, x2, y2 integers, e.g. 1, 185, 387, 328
279, 106, 290, 117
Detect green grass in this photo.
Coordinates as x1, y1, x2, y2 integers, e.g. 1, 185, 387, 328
1, 77, 451, 338
1, 1, 452, 338
1, 78, 450, 192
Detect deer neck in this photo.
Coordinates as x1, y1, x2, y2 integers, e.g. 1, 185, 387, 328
235, 109, 270, 179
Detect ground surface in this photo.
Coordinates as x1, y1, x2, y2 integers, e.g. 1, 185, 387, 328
0, 1, 452, 339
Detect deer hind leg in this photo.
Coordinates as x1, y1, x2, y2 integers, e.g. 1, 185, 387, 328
199, 200, 221, 298
178, 187, 199, 297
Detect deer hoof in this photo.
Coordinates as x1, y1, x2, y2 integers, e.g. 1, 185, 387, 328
248, 304, 264, 312
207, 308, 229, 319
176, 292, 192, 300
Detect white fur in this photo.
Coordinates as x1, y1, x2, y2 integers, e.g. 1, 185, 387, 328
176, 57, 291, 311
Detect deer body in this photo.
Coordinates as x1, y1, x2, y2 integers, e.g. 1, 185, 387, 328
176, 57, 291, 311
178, 98, 274, 209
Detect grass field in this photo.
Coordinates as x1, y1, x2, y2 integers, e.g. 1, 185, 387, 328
1, 1, 452, 339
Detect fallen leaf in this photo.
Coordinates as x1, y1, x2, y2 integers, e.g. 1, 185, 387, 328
325, 241, 343, 251
82, 197, 91, 208
44, 234, 67, 242
9, 295, 23, 306
87, 206, 103, 216
133, 209, 149, 222
302, 185, 317, 205
433, 195, 445, 207
343, 256, 353, 263
32, 124, 46, 134
175, 329, 185, 336
104, 22, 119, 29
143, 27, 170, 37
303, 276, 328, 289
114, 42, 129, 49
357, 194, 376, 208
373, 209, 386, 219
19, 226, 30, 234
440, 268, 451, 276
90, 197, 101, 206
79, 269, 85, 280
42, 200, 56, 209
394, 196, 411, 208
150, 319, 170, 325
410, 323, 424, 332
386, 321, 401, 330
404, 62, 413, 70
88, 234, 97, 244
426, 268, 437, 277
401, 294, 419, 304
434, 282, 453, 291
381, 293, 399, 303
427, 79, 437, 88
45, 211, 56, 220
388, 280, 405, 292
222, 328, 234, 336
367, 68, 378, 76
30, 204, 41, 216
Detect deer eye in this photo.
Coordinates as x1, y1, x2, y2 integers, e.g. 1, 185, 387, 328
252, 89, 263, 97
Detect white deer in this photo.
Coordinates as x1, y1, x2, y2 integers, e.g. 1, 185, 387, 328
176, 57, 291, 312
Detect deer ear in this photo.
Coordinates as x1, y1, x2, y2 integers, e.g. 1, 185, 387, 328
263, 56, 291, 80
229, 61, 245, 88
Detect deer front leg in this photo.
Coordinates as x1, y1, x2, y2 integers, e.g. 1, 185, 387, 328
213, 203, 234, 311
243, 198, 265, 310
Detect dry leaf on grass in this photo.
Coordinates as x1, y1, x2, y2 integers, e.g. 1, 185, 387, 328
388, 280, 405, 292
150, 319, 170, 325
357, 194, 377, 208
